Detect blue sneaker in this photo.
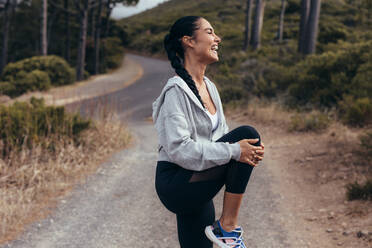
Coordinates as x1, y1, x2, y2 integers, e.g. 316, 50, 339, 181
204, 220, 246, 248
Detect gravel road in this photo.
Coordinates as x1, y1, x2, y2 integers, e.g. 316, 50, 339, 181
2, 54, 290, 248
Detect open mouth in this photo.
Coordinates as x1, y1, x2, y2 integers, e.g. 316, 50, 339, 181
211, 44, 218, 54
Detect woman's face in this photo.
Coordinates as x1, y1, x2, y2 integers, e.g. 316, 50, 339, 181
185, 18, 222, 64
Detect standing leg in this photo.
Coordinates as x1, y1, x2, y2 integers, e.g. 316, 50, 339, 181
176, 200, 215, 248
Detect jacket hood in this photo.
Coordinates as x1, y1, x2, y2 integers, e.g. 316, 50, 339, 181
152, 75, 209, 123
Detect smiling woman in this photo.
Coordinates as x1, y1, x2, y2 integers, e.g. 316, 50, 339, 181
152, 16, 265, 248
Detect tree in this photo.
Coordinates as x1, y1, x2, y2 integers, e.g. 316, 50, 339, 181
50, 0, 138, 80
298, 0, 310, 53
0, 0, 17, 74
303, 0, 321, 55
94, 0, 103, 75
276, 0, 286, 42
250, 0, 265, 50
40, 0, 47, 55
63, 0, 71, 63
100, 0, 138, 73
243, 0, 253, 51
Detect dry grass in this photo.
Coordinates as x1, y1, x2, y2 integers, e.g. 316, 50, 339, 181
224, 97, 293, 127
0, 112, 132, 244
225, 96, 371, 182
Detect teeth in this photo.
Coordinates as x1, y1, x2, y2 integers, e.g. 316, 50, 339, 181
211, 45, 218, 51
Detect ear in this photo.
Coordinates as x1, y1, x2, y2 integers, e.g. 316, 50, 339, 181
181, 35, 195, 48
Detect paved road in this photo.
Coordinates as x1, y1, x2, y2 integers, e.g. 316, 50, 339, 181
2, 54, 290, 248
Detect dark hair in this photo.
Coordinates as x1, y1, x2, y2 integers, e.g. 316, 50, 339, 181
164, 16, 205, 109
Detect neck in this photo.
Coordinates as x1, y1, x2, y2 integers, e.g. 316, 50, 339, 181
183, 53, 207, 88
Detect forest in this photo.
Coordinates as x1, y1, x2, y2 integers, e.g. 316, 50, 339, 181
0, 0, 138, 97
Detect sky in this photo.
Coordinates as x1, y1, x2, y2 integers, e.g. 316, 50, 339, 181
111, 0, 170, 20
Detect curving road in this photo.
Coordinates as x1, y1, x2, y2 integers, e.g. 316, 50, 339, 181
2, 54, 290, 248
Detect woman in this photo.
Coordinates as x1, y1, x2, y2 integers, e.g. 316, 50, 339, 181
152, 16, 265, 248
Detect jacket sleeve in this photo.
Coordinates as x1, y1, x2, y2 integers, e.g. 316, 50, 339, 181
160, 87, 241, 171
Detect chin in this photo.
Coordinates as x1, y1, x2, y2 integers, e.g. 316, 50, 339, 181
207, 55, 219, 64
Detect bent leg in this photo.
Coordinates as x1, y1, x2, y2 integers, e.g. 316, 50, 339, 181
216, 125, 261, 194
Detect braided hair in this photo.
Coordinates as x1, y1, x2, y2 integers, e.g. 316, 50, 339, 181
164, 16, 206, 109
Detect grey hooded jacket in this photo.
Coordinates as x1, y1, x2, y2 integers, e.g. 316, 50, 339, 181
152, 75, 241, 171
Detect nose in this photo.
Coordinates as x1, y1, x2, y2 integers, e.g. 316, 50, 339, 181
215, 34, 221, 43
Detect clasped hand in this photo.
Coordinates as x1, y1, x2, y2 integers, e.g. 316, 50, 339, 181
237, 138, 265, 167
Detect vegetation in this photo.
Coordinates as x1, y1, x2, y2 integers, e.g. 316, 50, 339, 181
0, 103, 132, 244
288, 111, 330, 132
0, 55, 75, 97
346, 180, 372, 201
119, 0, 372, 128
0, 0, 131, 93
359, 130, 372, 158
0, 97, 90, 158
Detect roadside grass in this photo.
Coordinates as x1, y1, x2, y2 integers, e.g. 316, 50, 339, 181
0, 98, 132, 245
346, 180, 372, 201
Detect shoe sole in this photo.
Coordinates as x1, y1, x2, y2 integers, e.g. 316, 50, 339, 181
204, 226, 231, 248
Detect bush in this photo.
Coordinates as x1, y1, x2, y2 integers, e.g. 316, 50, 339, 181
346, 180, 372, 201
0, 70, 51, 97
85, 36, 126, 74
287, 41, 372, 109
359, 130, 372, 158
101, 37, 125, 71
338, 95, 372, 126
289, 112, 331, 132
0, 97, 90, 157
0, 81, 15, 95
2, 55, 75, 86
220, 86, 244, 103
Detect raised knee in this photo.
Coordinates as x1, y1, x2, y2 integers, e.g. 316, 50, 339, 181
238, 125, 261, 144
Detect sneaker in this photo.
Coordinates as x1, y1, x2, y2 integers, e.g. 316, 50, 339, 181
204, 220, 246, 248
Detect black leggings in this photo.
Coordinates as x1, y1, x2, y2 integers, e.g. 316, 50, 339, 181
155, 125, 261, 248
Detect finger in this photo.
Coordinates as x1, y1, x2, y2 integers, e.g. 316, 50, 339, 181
248, 160, 257, 167
245, 158, 256, 167
250, 145, 263, 151
255, 150, 265, 155
254, 155, 263, 160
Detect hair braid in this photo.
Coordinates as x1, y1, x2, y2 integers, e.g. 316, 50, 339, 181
163, 17, 206, 109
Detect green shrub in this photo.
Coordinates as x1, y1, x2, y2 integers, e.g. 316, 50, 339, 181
287, 41, 372, 108
220, 86, 244, 103
338, 95, 372, 126
346, 180, 372, 201
289, 112, 331, 132
0, 97, 90, 157
102, 37, 125, 70
0, 70, 51, 97
20, 69, 51, 91
0, 81, 15, 95
350, 61, 372, 98
359, 130, 372, 158
318, 20, 348, 45
1, 55, 75, 97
